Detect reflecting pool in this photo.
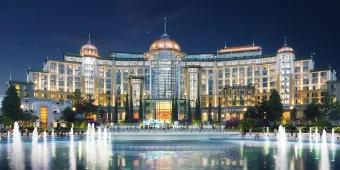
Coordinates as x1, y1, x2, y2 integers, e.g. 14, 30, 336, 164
1, 137, 340, 169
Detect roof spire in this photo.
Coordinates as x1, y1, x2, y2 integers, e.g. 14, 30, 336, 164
161, 17, 168, 38
88, 33, 92, 44
311, 52, 315, 59
9, 72, 12, 81
284, 35, 287, 46
252, 39, 255, 46
224, 42, 227, 48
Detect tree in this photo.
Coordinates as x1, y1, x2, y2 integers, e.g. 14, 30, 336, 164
138, 97, 143, 122
245, 106, 258, 120
83, 95, 97, 113
1, 85, 23, 121
304, 102, 321, 121
267, 90, 283, 123
187, 99, 192, 124
172, 98, 178, 122
327, 104, 340, 125
72, 89, 84, 112
207, 96, 213, 124
218, 97, 222, 125
291, 108, 297, 124
113, 97, 119, 123
62, 107, 76, 122
194, 99, 201, 121
124, 94, 133, 123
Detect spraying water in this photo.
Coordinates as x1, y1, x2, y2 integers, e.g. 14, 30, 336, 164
277, 125, 287, 143
298, 128, 302, 143
70, 123, 74, 137
32, 127, 38, 142
51, 129, 55, 139
265, 127, 269, 141
314, 127, 319, 143
10, 122, 24, 169
322, 129, 327, 144
331, 128, 335, 144
43, 131, 47, 142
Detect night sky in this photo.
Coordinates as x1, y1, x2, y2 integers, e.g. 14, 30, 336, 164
1, 0, 340, 94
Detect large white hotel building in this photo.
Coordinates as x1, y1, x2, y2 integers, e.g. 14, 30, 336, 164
11, 23, 337, 126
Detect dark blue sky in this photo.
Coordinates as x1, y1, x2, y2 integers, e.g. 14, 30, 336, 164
1, 0, 340, 94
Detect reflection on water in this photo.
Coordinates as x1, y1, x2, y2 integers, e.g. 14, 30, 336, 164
0, 139, 340, 169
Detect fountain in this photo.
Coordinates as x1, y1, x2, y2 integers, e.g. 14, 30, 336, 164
276, 125, 288, 170
51, 129, 55, 139
103, 127, 108, 140
265, 127, 269, 141
43, 131, 47, 142
331, 128, 335, 144
320, 129, 330, 170
97, 127, 102, 140
309, 127, 312, 142
10, 122, 24, 169
70, 123, 74, 137
314, 127, 319, 143
32, 127, 38, 141
322, 129, 327, 144
298, 128, 302, 143
277, 125, 287, 143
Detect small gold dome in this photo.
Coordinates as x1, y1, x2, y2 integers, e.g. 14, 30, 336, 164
80, 35, 99, 57
278, 46, 294, 53
149, 35, 181, 52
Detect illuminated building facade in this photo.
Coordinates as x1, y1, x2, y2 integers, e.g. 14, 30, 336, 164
17, 22, 336, 123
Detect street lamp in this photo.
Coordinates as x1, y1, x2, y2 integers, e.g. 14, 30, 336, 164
72, 107, 76, 111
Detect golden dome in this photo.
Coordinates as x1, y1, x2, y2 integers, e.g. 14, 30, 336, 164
149, 35, 181, 52
277, 46, 294, 53
80, 35, 99, 57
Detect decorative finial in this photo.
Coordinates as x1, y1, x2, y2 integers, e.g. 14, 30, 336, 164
224, 42, 227, 48
88, 33, 92, 44
284, 36, 287, 46
161, 17, 168, 38
9, 72, 12, 81
329, 64, 331, 69
311, 52, 315, 59
252, 40, 255, 46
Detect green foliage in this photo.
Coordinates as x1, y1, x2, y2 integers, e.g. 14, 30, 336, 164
171, 98, 178, 122
240, 118, 256, 132
1, 85, 23, 121
245, 106, 258, 119
194, 99, 201, 121
257, 98, 269, 120
73, 121, 88, 130
22, 111, 38, 121
0, 116, 14, 127
62, 107, 76, 122
311, 120, 332, 130
113, 97, 119, 123
267, 89, 283, 123
124, 94, 134, 123
217, 98, 222, 124
304, 102, 322, 121
291, 108, 297, 121
187, 99, 192, 124
207, 96, 212, 124
71, 89, 97, 114
138, 97, 143, 122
